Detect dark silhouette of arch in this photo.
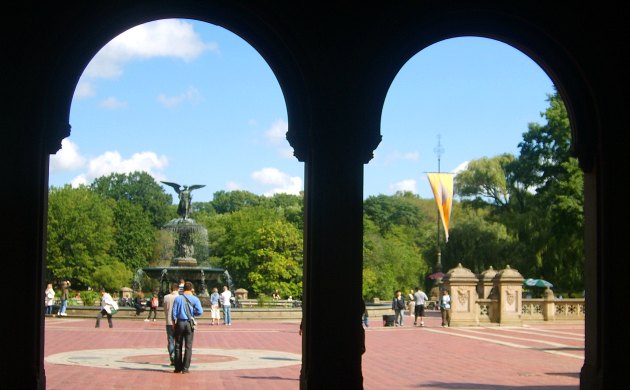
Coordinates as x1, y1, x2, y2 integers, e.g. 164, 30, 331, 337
3, 2, 625, 389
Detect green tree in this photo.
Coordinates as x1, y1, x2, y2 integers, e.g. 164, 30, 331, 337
455, 154, 515, 210
210, 190, 263, 214
210, 206, 303, 295
512, 92, 584, 291
452, 91, 584, 292
47, 185, 116, 289
441, 207, 516, 274
364, 192, 425, 234
93, 260, 133, 291
248, 220, 303, 298
90, 171, 174, 227
110, 199, 156, 272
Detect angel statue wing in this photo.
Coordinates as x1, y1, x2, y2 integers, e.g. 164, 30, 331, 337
161, 181, 182, 193
188, 185, 206, 191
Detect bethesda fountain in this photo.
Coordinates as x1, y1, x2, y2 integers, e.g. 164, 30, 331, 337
133, 182, 229, 306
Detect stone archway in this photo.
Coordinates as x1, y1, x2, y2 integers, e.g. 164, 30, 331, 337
4, 3, 624, 389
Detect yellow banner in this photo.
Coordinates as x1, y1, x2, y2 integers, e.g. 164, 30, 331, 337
427, 173, 454, 241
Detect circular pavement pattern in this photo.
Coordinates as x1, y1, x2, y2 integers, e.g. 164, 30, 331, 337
46, 348, 301, 371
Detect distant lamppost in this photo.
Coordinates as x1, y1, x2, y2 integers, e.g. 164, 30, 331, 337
433, 135, 444, 275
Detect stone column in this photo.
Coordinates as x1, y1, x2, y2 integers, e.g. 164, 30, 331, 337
289, 97, 381, 389
443, 264, 479, 326
478, 266, 499, 323
477, 266, 497, 299
542, 287, 556, 321
494, 265, 524, 325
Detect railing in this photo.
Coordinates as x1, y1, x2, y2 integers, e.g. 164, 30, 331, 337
236, 299, 301, 308
475, 298, 585, 323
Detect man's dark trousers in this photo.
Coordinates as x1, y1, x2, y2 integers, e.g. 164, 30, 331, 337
173, 320, 194, 372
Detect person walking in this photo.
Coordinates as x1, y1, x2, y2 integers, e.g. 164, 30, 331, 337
440, 289, 451, 327
220, 285, 232, 326
210, 287, 220, 325
95, 288, 115, 328
413, 286, 429, 327
146, 289, 159, 322
171, 282, 203, 373
58, 280, 71, 316
392, 290, 405, 326
44, 283, 55, 315
162, 282, 179, 366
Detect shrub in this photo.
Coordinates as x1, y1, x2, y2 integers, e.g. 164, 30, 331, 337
257, 293, 272, 308
80, 290, 99, 306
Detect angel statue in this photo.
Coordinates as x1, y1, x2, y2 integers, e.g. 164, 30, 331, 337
161, 182, 205, 220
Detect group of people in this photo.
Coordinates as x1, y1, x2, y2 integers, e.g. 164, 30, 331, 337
47, 277, 233, 374
43, 280, 71, 316
392, 287, 451, 328
163, 282, 233, 373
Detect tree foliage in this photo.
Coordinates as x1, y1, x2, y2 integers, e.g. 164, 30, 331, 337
47, 185, 117, 289
90, 171, 174, 227
451, 90, 584, 292
110, 199, 156, 272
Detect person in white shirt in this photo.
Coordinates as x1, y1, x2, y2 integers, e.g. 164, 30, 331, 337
220, 286, 232, 326
44, 283, 55, 315
440, 289, 451, 327
95, 288, 115, 328
162, 282, 180, 365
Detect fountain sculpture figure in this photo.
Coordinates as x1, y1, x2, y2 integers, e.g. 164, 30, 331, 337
138, 182, 226, 305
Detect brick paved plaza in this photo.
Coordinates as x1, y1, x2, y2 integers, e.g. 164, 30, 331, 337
44, 311, 583, 389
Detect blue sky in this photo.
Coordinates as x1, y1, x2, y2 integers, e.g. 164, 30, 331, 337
49, 19, 555, 202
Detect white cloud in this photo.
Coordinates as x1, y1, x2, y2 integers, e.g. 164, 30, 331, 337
452, 160, 469, 175
157, 86, 202, 108
74, 81, 95, 99
67, 150, 169, 187
389, 179, 417, 194
84, 19, 218, 80
50, 139, 86, 172
382, 150, 420, 165
251, 167, 303, 196
225, 181, 241, 191
100, 96, 128, 109
264, 119, 288, 144
279, 147, 296, 159
262, 119, 295, 159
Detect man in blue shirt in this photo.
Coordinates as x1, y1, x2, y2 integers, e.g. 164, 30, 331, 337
171, 281, 203, 373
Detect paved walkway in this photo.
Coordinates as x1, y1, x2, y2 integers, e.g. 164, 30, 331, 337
44, 311, 583, 389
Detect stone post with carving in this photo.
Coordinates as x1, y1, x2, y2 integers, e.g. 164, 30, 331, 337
443, 263, 479, 326
494, 265, 524, 325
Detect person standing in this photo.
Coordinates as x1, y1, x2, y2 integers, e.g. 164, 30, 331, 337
146, 289, 159, 322
361, 300, 369, 328
413, 286, 429, 327
171, 282, 203, 373
58, 280, 71, 316
440, 289, 451, 327
95, 288, 115, 328
210, 287, 220, 325
407, 289, 415, 318
162, 282, 179, 366
178, 279, 185, 295
220, 285, 232, 326
44, 283, 55, 315
133, 291, 145, 316
392, 290, 405, 326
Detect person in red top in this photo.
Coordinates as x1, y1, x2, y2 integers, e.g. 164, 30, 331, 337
146, 289, 159, 322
